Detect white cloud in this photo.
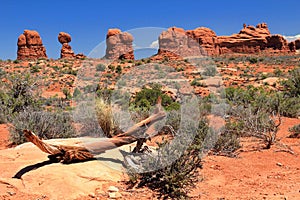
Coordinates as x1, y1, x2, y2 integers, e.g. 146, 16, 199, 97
283, 34, 300, 42
149, 40, 159, 49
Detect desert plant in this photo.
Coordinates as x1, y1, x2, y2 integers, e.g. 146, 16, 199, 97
288, 124, 300, 138
96, 63, 106, 72
225, 87, 282, 149
62, 88, 72, 100
127, 119, 209, 199
95, 98, 119, 137
9, 110, 76, 144
0, 73, 42, 122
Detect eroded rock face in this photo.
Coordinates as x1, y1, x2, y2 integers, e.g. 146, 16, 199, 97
105, 29, 134, 60
186, 27, 219, 55
158, 23, 291, 57
159, 27, 203, 57
17, 30, 47, 60
58, 32, 86, 59
58, 32, 75, 58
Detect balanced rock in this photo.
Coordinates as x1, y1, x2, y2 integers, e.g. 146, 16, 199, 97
105, 28, 134, 60
58, 32, 75, 58
17, 30, 47, 60
58, 32, 86, 59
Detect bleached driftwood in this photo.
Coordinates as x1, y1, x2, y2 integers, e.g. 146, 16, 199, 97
23, 98, 166, 163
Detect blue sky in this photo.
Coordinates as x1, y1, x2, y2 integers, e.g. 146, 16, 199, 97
0, 0, 299, 60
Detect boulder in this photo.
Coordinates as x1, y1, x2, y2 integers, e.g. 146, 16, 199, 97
105, 29, 134, 60
58, 32, 72, 44
17, 30, 47, 60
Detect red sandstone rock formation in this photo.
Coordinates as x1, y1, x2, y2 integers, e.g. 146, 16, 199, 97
17, 30, 47, 60
105, 29, 134, 60
158, 23, 292, 57
186, 27, 219, 55
58, 32, 86, 59
58, 32, 75, 58
158, 27, 203, 57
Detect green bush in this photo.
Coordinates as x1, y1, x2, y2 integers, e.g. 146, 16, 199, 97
0, 73, 41, 123
247, 57, 258, 64
225, 86, 283, 148
96, 63, 106, 72
132, 84, 174, 111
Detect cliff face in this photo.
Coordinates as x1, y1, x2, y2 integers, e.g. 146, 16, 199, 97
105, 29, 134, 60
158, 23, 292, 57
17, 30, 47, 60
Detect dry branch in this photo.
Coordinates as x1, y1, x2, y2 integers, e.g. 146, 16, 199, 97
23, 99, 166, 163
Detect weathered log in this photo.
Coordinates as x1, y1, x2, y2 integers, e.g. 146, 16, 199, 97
23, 99, 166, 163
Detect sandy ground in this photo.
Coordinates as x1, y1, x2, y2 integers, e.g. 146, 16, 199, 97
0, 117, 299, 200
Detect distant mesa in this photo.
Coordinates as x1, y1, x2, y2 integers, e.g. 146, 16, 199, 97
17, 30, 47, 60
105, 28, 134, 60
58, 32, 86, 59
158, 23, 295, 57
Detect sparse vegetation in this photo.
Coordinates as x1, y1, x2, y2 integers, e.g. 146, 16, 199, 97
288, 124, 300, 138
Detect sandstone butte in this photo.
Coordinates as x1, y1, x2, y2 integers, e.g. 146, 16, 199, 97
158, 23, 299, 57
17, 30, 47, 60
105, 28, 134, 60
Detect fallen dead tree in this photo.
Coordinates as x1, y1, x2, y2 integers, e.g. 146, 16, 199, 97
23, 98, 166, 163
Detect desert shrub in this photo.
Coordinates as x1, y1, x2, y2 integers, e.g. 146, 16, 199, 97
281, 68, 300, 98
202, 65, 217, 76
96, 63, 106, 72
213, 131, 241, 156
288, 124, 300, 138
225, 87, 282, 148
247, 57, 258, 64
62, 88, 72, 100
132, 84, 174, 111
127, 119, 209, 199
9, 110, 76, 144
30, 65, 41, 73
0, 73, 41, 123
73, 88, 82, 98
273, 68, 283, 77
115, 65, 122, 74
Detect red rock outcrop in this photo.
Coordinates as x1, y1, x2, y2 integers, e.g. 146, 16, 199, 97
158, 27, 205, 57
17, 30, 47, 60
295, 39, 300, 50
105, 29, 134, 60
58, 32, 86, 59
158, 23, 292, 57
186, 27, 219, 55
